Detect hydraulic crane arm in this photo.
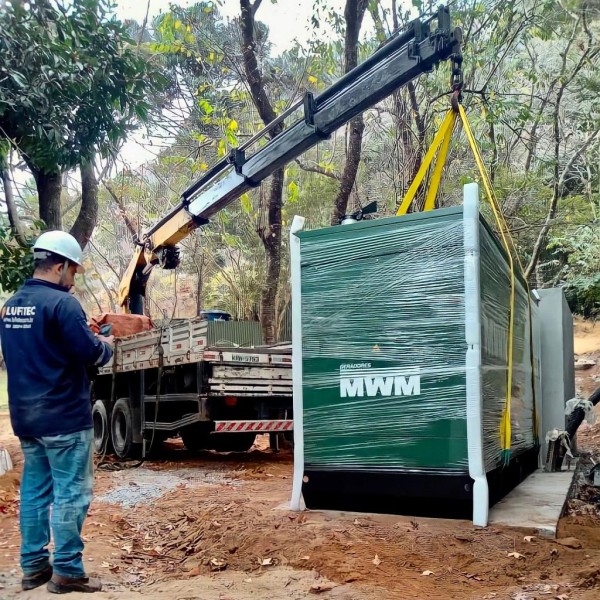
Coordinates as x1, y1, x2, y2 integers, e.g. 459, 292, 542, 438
119, 6, 462, 313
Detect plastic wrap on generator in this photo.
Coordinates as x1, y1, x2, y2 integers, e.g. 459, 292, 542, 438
297, 205, 536, 476
478, 222, 536, 469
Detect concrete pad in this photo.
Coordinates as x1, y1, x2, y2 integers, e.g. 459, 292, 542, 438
488, 468, 576, 537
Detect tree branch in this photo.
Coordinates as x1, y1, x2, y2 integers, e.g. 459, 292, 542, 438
1, 160, 27, 245
251, 0, 263, 18
103, 181, 138, 239
525, 128, 600, 279
295, 159, 340, 180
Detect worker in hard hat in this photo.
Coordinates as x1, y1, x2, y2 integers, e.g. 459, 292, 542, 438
0, 230, 113, 594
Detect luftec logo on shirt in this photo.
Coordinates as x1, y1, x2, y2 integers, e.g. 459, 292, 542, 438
339, 363, 421, 398
1, 305, 36, 330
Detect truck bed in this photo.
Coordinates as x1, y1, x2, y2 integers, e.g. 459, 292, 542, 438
98, 317, 292, 398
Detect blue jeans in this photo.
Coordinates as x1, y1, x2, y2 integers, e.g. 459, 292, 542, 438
19, 428, 94, 578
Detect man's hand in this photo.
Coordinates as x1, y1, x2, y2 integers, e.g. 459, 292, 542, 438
98, 334, 115, 347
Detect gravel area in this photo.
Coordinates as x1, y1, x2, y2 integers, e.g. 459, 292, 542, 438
95, 467, 243, 508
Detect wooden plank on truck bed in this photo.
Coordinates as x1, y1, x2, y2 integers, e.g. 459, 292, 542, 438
97, 317, 291, 375
211, 366, 291, 380
209, 383, 293, 394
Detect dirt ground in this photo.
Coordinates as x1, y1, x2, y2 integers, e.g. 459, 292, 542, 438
1, 321, 599, 600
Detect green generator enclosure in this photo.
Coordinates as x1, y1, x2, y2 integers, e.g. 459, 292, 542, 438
289, 183, 540, 526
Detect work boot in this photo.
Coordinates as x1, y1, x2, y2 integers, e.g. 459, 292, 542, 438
47, 574, 102, 594
21, 565, 53, 590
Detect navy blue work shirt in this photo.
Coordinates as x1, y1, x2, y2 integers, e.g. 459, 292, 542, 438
0, 279, 112, 438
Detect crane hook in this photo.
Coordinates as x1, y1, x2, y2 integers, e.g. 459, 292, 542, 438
450, 52, 463, 112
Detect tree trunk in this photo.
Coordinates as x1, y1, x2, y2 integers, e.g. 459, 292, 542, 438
406, 81, 426, 211
331, 116, 365, 224
29, 165, 62, 230
70, 158, 98, 247
239, 0, 284, 344
194, 249, 206, 317
330, 0, 369, 225
258, 169, 283, 343
196, 270, 203, 317
1, 163, 27, 245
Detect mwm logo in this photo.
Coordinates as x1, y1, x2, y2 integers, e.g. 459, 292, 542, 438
339, 366, 421, 398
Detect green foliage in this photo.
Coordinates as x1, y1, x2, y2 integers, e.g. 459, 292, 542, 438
547, 225, 600, 318
74, 0, 600, 333
0, 223, 42, 293
0, 0, 163, 174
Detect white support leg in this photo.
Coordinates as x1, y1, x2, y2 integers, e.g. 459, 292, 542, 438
463, 183, 489, 527
290, 215, 306, 511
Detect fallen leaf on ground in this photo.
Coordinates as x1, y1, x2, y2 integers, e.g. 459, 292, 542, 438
210, 558, 227, 571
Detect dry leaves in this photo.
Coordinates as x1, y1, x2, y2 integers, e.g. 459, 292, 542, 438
210, 558, 227, 572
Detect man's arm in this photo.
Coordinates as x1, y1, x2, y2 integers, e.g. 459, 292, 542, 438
55, 296, 113, 367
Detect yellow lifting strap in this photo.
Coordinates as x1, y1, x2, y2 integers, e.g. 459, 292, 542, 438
397, 105, 527, 464
396, 110, 457, 216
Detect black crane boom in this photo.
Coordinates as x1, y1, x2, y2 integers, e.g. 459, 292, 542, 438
119, 6, 462, 313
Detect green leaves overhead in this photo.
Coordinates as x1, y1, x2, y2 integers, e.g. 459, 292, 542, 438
0, 222, 42, 293
0, 0, 163, 174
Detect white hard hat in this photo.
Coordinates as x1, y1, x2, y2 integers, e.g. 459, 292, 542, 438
33, 230, 85, 273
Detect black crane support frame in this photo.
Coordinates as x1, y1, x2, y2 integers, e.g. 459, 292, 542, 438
127, 6, 462, 313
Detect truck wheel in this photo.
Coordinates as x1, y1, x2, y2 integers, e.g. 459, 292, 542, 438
111, 398, 141, 459
209, 433, 256, 453
180, 423, 210, 452
92, 400, 112, 455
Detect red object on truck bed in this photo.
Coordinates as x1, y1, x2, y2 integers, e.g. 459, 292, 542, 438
89, 313, 154, 338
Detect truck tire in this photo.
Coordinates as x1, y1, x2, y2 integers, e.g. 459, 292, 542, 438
180, 423, 210, 452
111, 398, 141, 459
209, 433, 256, 453
92, 400, 112, 455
